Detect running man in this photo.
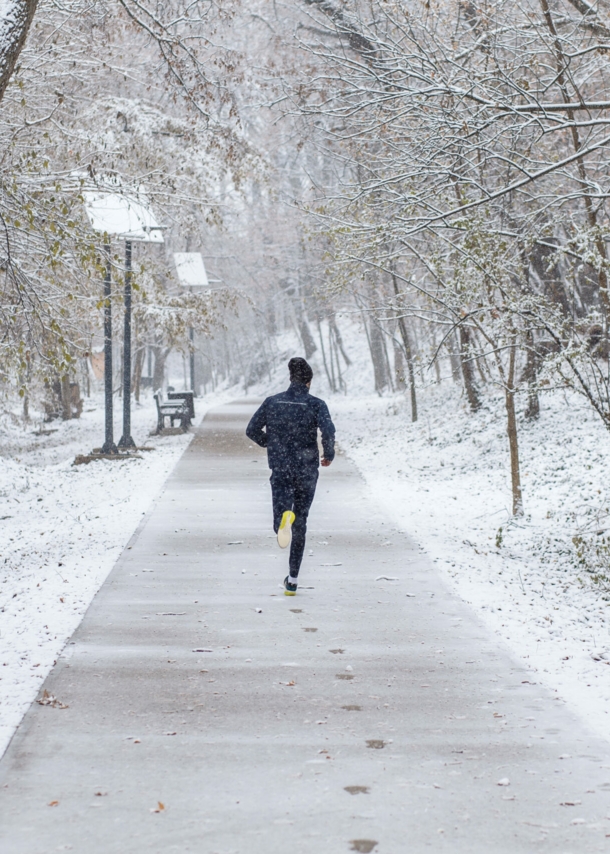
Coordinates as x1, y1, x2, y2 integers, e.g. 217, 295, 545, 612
246, 357, 336, 595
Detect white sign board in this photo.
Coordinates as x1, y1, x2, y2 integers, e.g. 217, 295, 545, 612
174, 252, 209, 287
84, 192, 163, 242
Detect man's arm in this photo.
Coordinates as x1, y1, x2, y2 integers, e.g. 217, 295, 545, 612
246, 400, 268, 447
318, 401, 335, 464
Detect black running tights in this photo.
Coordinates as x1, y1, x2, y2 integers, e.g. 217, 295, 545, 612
270, 466, 319, 577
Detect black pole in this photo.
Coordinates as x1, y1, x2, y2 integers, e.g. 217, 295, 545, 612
189, 326, 196, 394
118, 240, 135, 448
101, 243, 117, 454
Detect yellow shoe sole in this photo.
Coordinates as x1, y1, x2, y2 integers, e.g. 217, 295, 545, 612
284, 589, 296, 596
277, 511, 295, 549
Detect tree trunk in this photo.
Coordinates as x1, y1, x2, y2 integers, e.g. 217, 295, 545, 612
299, 318, 318, 359
329, 323, 345, 392
393, 338, 406, 390
329, 315, 351, 365
0, 0, 39, 105
327, 323, 337, 390
447, 331, 462, 382
151, 346, 169, 392
60, 374, 71, 420
523, 329, 540, 419
505, 343, 523, 516
390, 271, 417, 421
316, 316, 335, 391
369, 318, 389, 393
133, 346, 145, 403
459, 322, 482, 412
400, 319, 418, 422
381, 322, 394, 392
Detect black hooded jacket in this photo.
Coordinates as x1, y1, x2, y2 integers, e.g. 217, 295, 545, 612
246, 382, 335, 471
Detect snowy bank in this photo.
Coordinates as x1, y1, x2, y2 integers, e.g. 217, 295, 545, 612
331, 384, 610, 743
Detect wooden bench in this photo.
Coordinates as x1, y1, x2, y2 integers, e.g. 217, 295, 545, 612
153, 391, 190, 434
167, 391, 195, 425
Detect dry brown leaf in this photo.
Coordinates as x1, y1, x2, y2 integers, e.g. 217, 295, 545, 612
36, 689, 68, 709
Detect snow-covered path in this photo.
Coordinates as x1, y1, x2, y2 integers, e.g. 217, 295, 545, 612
1, 400, 610, 853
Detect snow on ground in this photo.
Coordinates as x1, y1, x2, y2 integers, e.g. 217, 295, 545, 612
249, 316, 610, 742
331, 386, 610, 742
3, 313, 610, 757
0, 389, 231, 757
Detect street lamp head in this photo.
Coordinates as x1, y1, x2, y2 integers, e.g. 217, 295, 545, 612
83, 192, 164, 243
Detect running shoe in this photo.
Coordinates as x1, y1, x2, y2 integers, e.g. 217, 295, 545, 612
284, 575, 298, 596
277, 510, 296, 549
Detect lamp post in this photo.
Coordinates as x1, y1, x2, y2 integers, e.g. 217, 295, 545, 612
101, 243, 117, 454
84, 191, 163, 454
118, 240, 134, 448
189, 326, 195, 394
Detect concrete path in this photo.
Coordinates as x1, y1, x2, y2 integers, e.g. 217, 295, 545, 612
2, 400, 610, 854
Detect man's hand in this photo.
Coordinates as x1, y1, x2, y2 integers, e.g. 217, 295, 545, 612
321, 458, 332, 467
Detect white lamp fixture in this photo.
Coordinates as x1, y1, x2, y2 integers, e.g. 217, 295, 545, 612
84, 191, 164, 243
173, 252, 209, 287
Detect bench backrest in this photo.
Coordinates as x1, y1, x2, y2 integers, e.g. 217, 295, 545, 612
167, 391, 195, 419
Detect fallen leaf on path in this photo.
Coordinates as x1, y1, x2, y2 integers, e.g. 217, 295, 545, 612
36, 690, 68, 709
560, 800, 581, 806
497, 778, 510, 786
150, 801, 165, 813
192, 648, 213, 653
48, 800, 59, 807
345, 786, 369, 795
350, 840, 377, 853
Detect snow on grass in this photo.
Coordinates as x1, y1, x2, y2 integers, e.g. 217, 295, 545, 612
332, 382, 610, 741
0, 389, 232, 758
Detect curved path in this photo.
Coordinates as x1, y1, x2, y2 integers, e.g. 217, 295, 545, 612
1, 400, 610, 853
